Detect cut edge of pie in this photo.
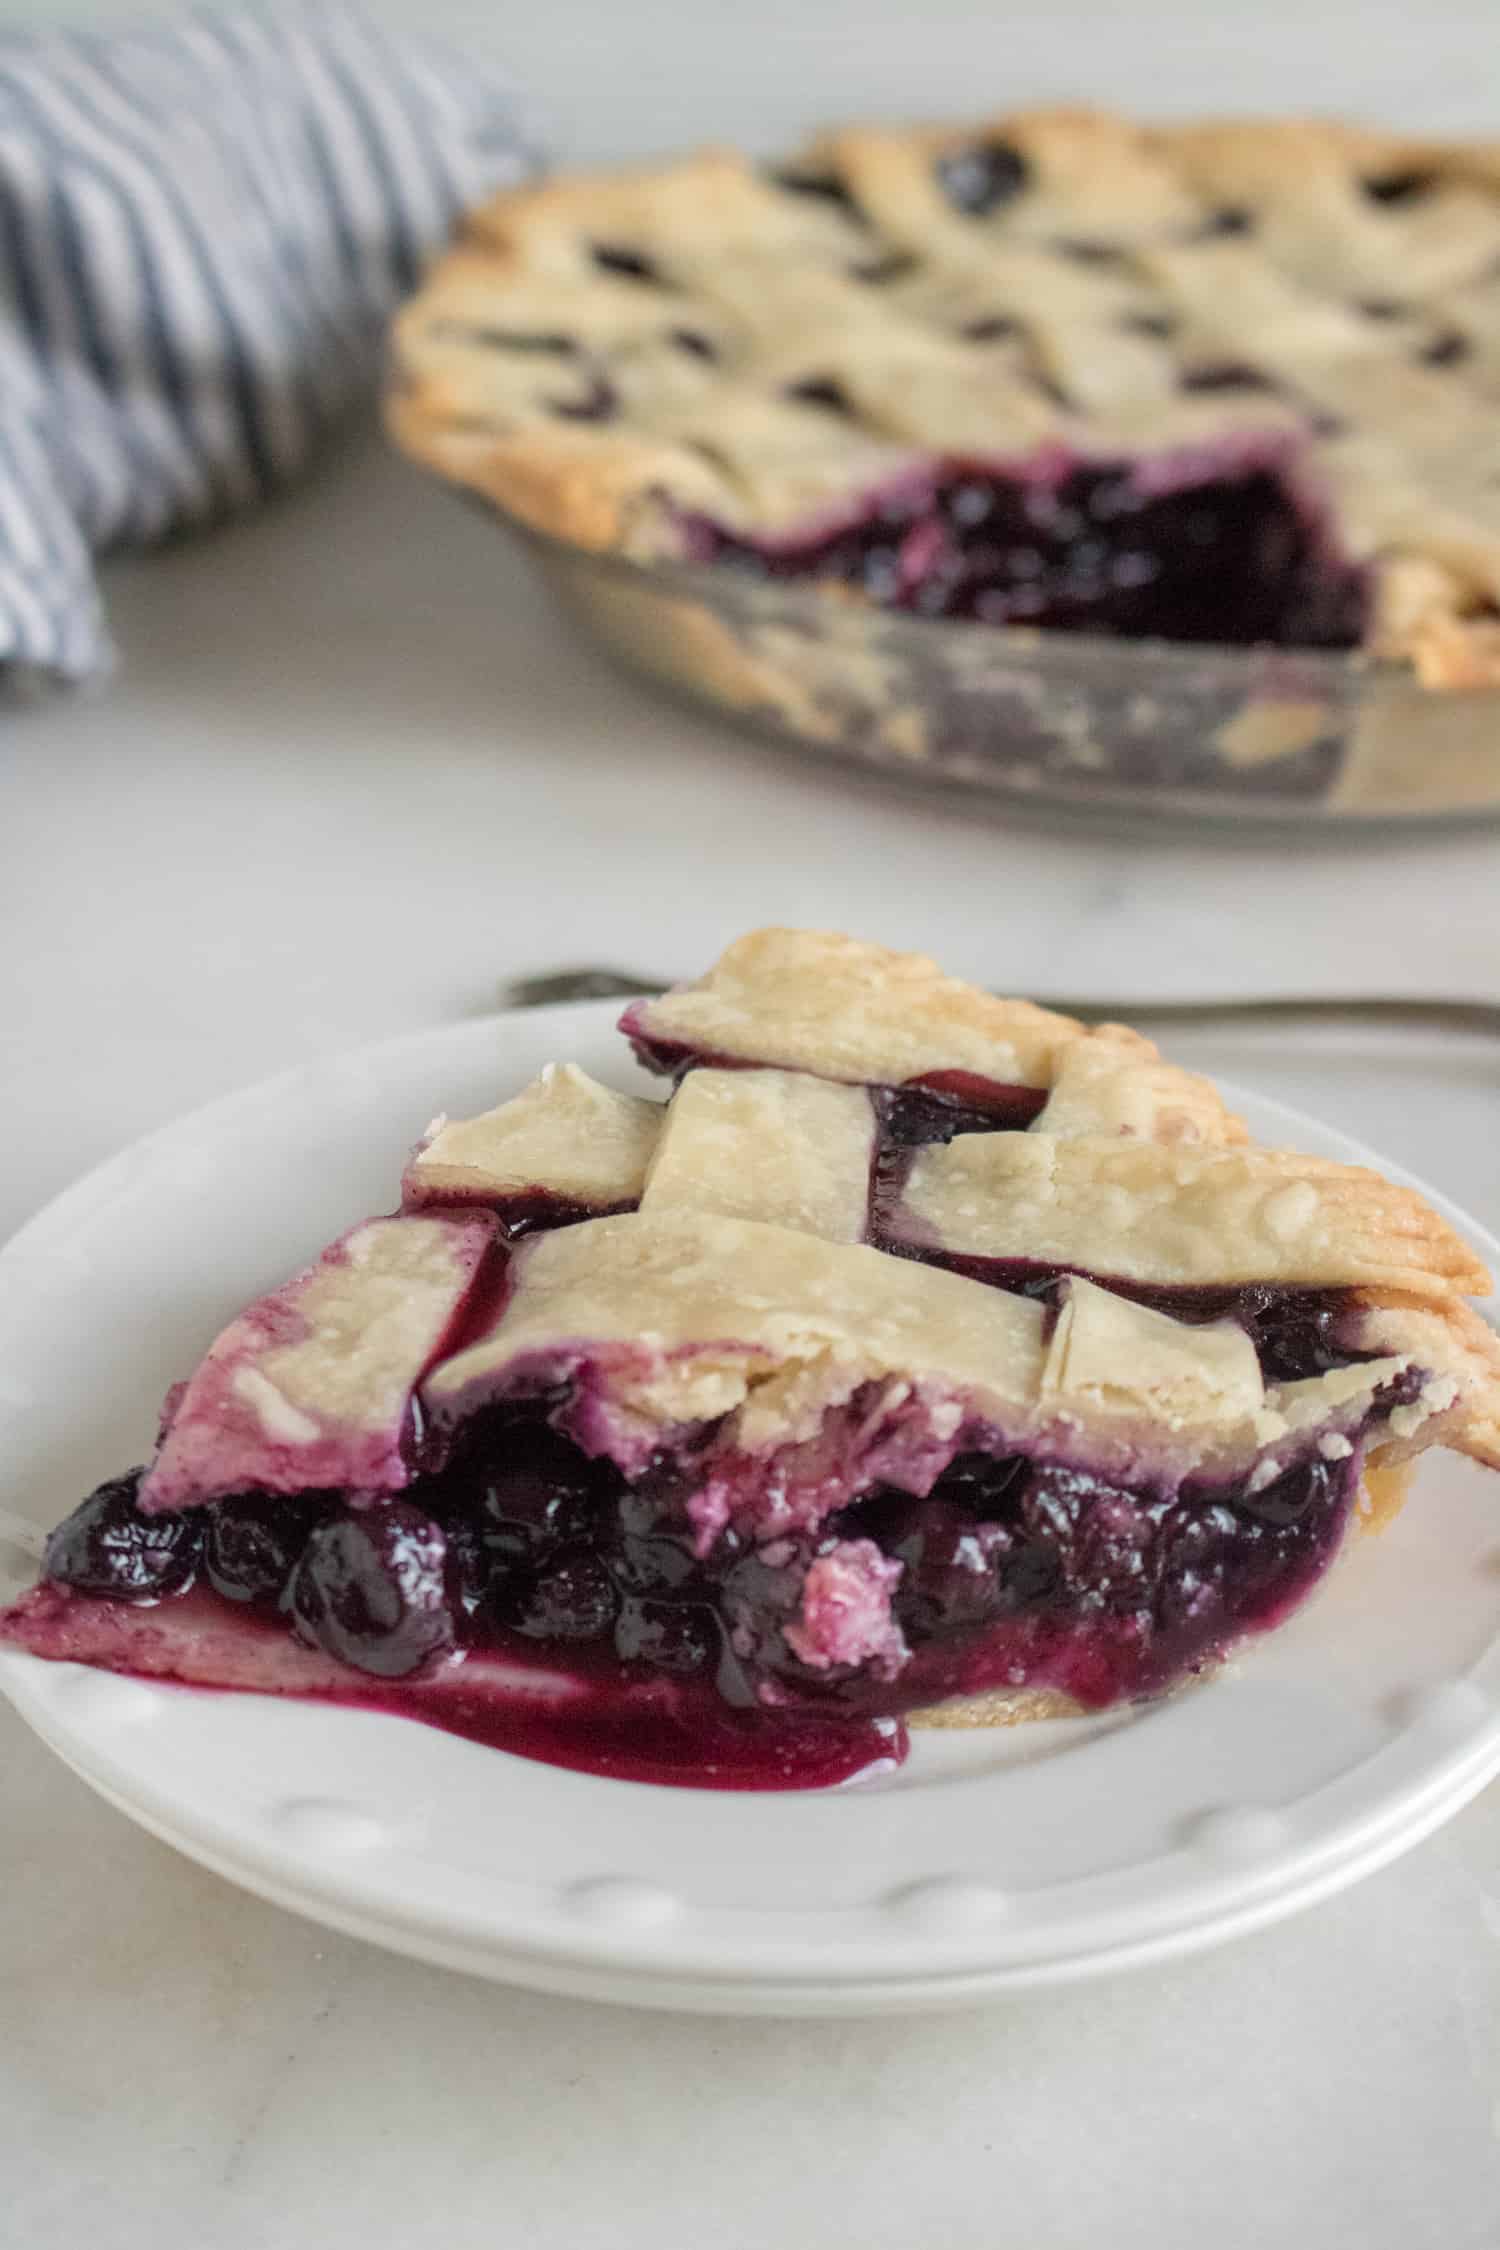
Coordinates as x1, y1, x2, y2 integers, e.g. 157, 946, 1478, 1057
4, 928, 1497, 1785
387, 111, 1500, 688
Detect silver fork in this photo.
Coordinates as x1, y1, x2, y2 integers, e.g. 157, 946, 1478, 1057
499, 968, 1500, 1036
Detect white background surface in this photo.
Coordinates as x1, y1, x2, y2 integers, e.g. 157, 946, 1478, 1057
2, 1, 1500, 2243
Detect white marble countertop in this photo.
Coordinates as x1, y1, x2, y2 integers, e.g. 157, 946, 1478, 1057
5, 0, 1500, 2229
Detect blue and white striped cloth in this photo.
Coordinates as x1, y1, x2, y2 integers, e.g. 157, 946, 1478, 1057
0, 4, 535, 686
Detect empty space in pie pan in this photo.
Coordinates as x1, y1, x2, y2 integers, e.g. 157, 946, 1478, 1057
2, 1002, 1498, 2011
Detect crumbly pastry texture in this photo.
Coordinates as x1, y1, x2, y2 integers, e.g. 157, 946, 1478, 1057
389, 111, 1500, 688
144, 927, 1500, 1518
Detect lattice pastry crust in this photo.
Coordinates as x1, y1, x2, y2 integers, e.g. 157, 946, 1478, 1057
142, 929, 1500, 1524
390, 113, 1500, 687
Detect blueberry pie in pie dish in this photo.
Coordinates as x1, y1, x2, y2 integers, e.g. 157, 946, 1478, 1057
388, 112, 1500, 819
5, 930, 1499, 1788
391, 111, 1500, 685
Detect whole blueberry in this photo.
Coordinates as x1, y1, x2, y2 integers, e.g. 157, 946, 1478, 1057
935, 1450, 1028, 1519
1235, 1455, 1337, 1530
934, 139, 1030, 217
444, 1515, 493, 1621
495, 1548, 618, 1642
285, 1502, 453, 1678
719, 1543, 808, 1674
884, 1500, 1009, 1638
1076, 1496, 1153, 1611
613, 1487, 697, 1593
204, 1494, 314, 1605
1156, 1500, 1241, 1627
468, 1426, 602, 1565
614, 1596, 716, 1674
45, 1469, 201, 1602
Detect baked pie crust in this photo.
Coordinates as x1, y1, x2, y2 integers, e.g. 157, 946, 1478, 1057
5, 931, 1498, 1783
389, 112, 1500, 687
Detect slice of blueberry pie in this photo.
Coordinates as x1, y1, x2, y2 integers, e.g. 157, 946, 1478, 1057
389, 110, 1500, 687
5, 930, 1498, 1789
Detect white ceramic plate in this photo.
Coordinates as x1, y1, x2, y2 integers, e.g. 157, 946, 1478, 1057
2, 1003, 1499, 2016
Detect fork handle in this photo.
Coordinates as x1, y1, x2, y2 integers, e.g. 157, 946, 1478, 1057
1038, 996, 1500, 1034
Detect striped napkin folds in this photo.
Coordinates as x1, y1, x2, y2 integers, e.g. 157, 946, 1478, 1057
0, 3, 533, 686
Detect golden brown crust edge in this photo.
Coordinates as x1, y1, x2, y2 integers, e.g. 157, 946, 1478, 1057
1357, 1293, 1500, 1470
385, 386, 678, 555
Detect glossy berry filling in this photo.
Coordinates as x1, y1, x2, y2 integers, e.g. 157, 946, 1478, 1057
684, 458, 1368, 649
621, 1022, 1049, 1141
43, 1472, 203, 1601
11, 1330, 1387, 1790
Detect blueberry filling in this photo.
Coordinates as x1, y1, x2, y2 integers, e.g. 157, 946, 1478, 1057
769, 169, 867, 222
549, 375, 619, 423
205, 1493, 328, 1604
590, 243, 662, 283
1420, 329, 1470, 369
1178, 362, 1278, 394
685, 459, 1368, 648
411, 1187, 636, 1239
873, 1077, 1048, 1144
33, 1386, 1374, 1748
1361, 168, 1439, 206
452, 1422, 603, 1569
934, 139, 1030, 217
1196, 205, 1255, 238
619, 1025, 1050, 1138
285, 1500, 454, 1679
493, 1546, 619, 1642
44, 1471, 202, 1600
614, 1595, 719, 1675
783, 374, 856, 414
852, 1450, 1352, 1688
